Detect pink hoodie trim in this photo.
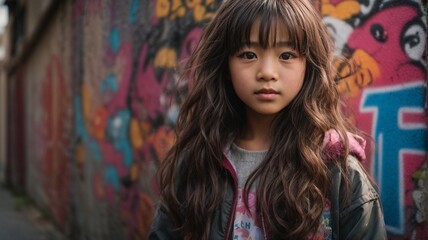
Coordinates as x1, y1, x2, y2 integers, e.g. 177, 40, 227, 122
322, 129, 366, 161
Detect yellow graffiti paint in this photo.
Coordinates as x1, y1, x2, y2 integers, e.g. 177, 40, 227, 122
131, 163, 140, 181
193, 5, 214, 22
337, 49, 380, 97
186, 0, 202, 8
322, 0, 360, 20
156, 0, 170, 18
170, 0, 186, 20
130, 118, 144, 149
154, 47, 177, 68
156, 0, 214, 21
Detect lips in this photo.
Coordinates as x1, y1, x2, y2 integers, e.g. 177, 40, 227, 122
254, 88, 279, 94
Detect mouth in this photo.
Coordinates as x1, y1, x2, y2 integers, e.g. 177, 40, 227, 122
254, 88, 279, 94
254, 88, 280, 101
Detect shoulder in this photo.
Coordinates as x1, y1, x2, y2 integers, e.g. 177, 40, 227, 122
329, 155, 379, 207
329, 155, 387, 239
341, 155, 380, 214
330, 155, 386, 240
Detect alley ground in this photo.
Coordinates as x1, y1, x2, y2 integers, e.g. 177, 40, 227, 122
0, 183, 67, 240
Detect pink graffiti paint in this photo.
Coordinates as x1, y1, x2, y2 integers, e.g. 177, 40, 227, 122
180, 27, 202, 60
342, 4, 427, 238
344, 4, 426, 172
347, 4, 425, 86
135, 44, 169, 119
329, 0, 345, 5
107, 43, 133, 115
180, 28, 203, 89
99, 141, 129, 175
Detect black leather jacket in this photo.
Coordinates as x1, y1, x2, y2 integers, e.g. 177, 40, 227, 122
149, 155, 386, 239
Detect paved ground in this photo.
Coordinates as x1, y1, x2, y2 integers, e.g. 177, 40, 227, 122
0, 184, 67, 240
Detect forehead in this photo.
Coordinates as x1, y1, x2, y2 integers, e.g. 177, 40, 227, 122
226, 8, 303, 54
249, 18, 290, 44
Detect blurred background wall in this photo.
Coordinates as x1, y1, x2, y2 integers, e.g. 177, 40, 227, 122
1, 0, 427, 239
0, 0, 6, 185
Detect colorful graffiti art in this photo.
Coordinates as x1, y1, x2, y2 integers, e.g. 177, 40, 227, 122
71, 0, 222, 239
322, 0, 427, 239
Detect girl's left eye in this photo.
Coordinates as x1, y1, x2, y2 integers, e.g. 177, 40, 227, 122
280, 52, 296, 60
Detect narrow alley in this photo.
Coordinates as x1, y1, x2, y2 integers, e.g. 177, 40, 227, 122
0, 184, 66, 240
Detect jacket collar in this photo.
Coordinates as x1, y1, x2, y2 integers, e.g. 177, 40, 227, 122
322, 129, 366, 162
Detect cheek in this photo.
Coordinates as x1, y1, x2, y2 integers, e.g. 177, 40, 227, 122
231, 79, 245, 96
295, 65, 306, 89
229, 69, 249, 92
230, 77, 251, 102
286, 68, 306, 96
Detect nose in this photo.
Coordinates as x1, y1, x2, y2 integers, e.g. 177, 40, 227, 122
256, 58, 279, 81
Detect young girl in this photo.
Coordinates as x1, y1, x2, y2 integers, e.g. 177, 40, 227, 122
149, 0, 386, 239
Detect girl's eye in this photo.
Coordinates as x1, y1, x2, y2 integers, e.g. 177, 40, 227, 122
280, 52, 296, 60
238, 52, 257, 59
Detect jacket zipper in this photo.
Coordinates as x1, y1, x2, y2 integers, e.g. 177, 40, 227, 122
222, 155, 268, 240
225, 203, 236, 240
222, 156, 238, 240
224, 174, 238, 240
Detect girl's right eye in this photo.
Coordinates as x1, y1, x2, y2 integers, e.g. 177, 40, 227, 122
238, 52, 257, 59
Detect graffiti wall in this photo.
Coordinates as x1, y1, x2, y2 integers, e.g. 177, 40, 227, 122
321, 0, 427, 238
20, 0, 221, 239
70, 0, 221, 239
13, 0, 427, 239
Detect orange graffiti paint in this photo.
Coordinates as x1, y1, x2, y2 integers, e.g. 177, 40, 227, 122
130, 118, 144, 149
156, 0, 170, 18
136, 193, 154, 239
337, 49, 380, 97
322, 0, 360, 20
154, 48, 177, 68
90, 107, 108, 140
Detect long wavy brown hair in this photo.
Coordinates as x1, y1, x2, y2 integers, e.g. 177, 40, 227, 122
158, 0, 357, 239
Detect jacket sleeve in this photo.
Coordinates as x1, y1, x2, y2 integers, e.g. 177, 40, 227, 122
337, 156, 387, 240
149, 156, 188, 240
148, 204, 182, 240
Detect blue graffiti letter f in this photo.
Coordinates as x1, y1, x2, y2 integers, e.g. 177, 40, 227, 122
362, 82, 426, 235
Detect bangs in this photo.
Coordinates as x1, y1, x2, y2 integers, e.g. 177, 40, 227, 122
226, 0, 307, 55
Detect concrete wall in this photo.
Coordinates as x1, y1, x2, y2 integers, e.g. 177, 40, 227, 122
24, 0, 72, 233
4, 0, 427, 239
0, 54, 6, 183
0, 26, 7, 183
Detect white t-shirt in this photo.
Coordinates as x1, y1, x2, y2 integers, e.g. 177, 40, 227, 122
224, 143, 267, 240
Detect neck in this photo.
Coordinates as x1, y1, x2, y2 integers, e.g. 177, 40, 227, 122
235, 110, 275, 151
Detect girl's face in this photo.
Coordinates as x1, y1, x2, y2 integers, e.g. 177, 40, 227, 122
228, 21, 306, 119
